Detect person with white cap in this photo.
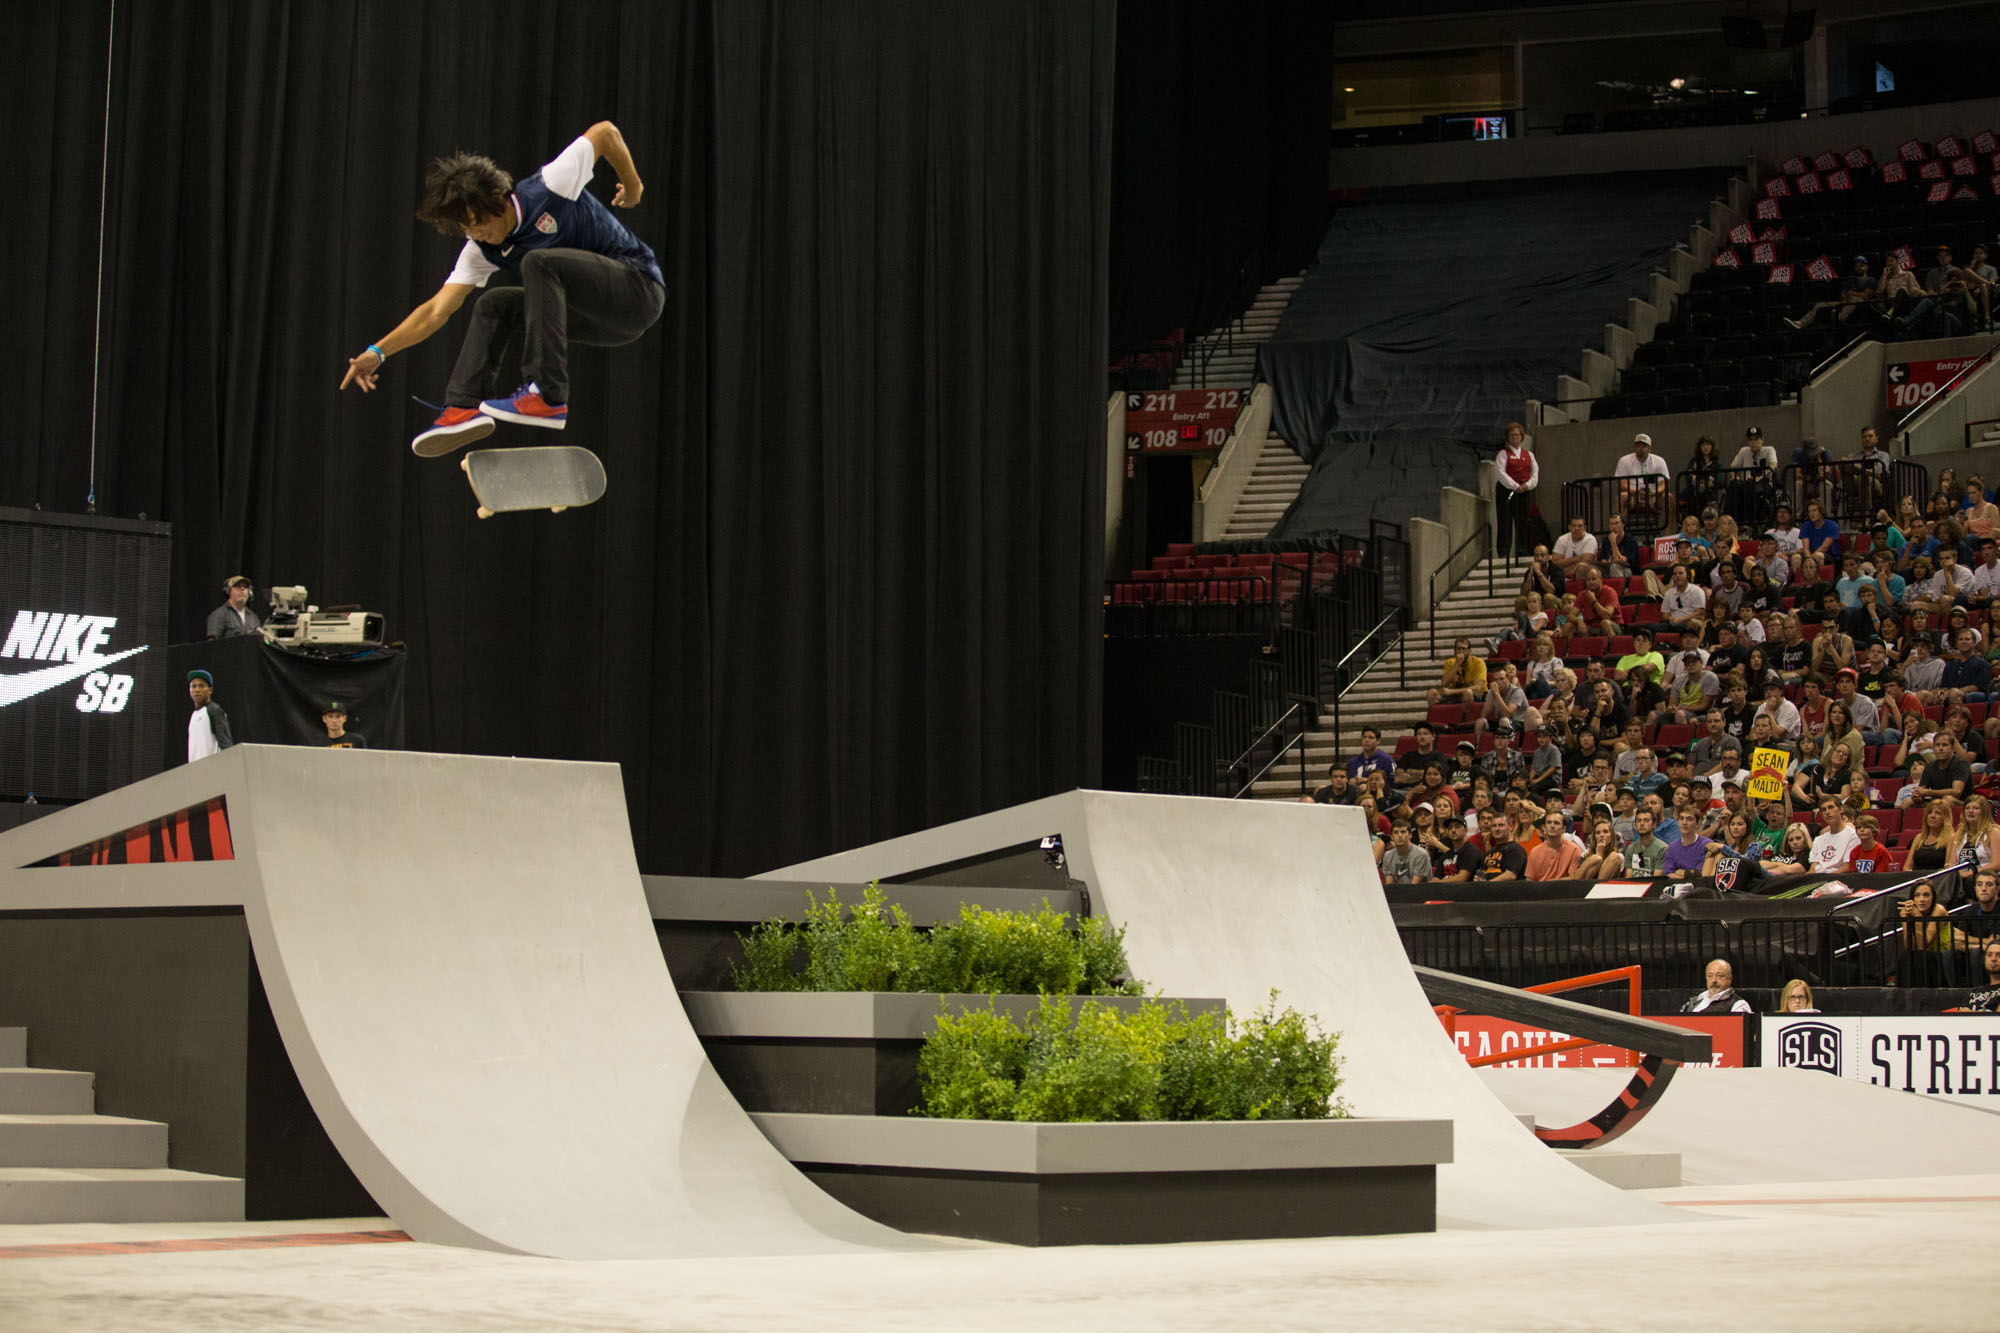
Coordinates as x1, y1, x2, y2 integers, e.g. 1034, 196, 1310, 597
1614, 432, 1671, 530
205, 576, 262, 640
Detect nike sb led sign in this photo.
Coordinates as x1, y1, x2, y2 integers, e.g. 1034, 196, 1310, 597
0, 508, 171, 801
1, 612, 148, 712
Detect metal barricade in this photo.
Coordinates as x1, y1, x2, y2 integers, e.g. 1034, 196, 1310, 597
1562, 475, 1670, 541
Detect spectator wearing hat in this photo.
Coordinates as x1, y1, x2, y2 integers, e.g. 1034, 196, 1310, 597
320, 700, 366, 749
1614, 433, 1670, 529
1477, 725, 1527, 786
1787, 255, 1880, 329
206, 576, 262, 640
186, 670, 235, 764
1431, 812, 1475, 882
1726, 425, 1780, 524
1664, 649, 1719, 723
1526, 728, 1565, 799
1611, 626, 1665, 685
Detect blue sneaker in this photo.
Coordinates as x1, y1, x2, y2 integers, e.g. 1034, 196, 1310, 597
479, 382, 568, 430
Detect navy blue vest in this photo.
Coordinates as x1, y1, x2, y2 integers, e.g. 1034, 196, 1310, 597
475, 170, 664, 289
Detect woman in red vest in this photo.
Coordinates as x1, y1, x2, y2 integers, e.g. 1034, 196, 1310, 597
1495, 422, 1540, 558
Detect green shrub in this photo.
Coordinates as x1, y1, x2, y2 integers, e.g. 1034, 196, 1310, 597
730, 886, 1143, 997
1077, 916, 1144, 997
798, 885, 926, 992
729, 917, 805, 992
918, 992, 1345, 1123
913, 1004, 1030, 1120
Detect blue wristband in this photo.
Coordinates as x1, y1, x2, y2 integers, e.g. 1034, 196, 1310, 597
367, 343, 386, 362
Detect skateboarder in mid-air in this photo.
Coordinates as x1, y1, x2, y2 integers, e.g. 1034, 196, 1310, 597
339, 122, 664, 457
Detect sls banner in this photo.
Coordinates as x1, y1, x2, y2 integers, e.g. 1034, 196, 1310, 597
1763, 1014, 2000, 1109
0, 508, 171, 801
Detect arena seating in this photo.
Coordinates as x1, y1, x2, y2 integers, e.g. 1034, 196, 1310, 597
1591, 128, 2000, 418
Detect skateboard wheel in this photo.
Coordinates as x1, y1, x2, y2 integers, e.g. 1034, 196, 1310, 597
550, 505, 567, 514
476, 506, 494, 520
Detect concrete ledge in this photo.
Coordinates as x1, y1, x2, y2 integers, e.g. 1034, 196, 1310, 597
754, 1112, 1451, 1245
645, 877, 1081, 926
755, 1111, 1451, 1175
1558, 1148, 1682, 1190
680, 991, 1219, 1041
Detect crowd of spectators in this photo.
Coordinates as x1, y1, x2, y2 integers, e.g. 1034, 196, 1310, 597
1310, 431, 2000, 935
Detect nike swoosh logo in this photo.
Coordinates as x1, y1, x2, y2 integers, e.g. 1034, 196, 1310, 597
0, 646, 149, 708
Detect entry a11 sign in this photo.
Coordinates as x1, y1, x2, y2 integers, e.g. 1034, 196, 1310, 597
1124, 388, 1245, 454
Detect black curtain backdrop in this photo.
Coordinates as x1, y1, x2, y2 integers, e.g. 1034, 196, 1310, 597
1106, 0, 1332, 355
3, 1, 1112, 875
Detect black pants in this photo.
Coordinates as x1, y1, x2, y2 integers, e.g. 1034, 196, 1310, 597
446, 250, 666, 407
1497, 488, 1535, 557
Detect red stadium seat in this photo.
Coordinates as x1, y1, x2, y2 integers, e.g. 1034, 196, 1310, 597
1655, 723, 1696, 749
1165, 542, 1196, 557
1597, 636, 1628, 657
1494, 639, 1526, 661
1427, 704, 1466, 729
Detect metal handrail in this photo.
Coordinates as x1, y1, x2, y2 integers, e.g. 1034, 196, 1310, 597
1328, 605, 1409, 751
1829, 862, 1974, 960
1808, 329, 1873, 383
1428, 522, 1495, 669
1895, 342, 2000, 443
1229, 697, 1318, 798
1186, 268, 1258, 389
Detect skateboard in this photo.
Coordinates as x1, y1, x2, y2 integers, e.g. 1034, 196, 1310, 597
459, 446, 607, 518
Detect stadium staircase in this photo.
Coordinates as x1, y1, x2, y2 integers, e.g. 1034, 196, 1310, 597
1172, 273, 1302, 390
1173, 273, 1309, 542
1248, 553, 1529, 799
1221, 435, 1312, 540
0, 1024, 240, 1222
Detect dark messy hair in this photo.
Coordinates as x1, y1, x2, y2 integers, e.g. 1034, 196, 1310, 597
415, 152, 514, 235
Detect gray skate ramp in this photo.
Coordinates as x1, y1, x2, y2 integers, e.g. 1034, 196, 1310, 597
771, 789, 1677, 1229
1482, 1067, 2000, 1186
0, 745, 914, 1259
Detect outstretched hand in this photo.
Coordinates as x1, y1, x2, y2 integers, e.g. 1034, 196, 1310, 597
612, 180, 643, 208
340, 349, 382, 392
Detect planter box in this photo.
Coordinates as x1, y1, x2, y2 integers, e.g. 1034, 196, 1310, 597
752, 1112, 1452, 1245
681, 992, 1221, 1117
646, 876, 1084, 990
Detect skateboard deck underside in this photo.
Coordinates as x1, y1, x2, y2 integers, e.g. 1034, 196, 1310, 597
461, 447, 606, 516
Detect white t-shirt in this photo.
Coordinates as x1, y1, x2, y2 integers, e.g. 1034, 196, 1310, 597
1616, 453, 1671, 480
445, 136, 599, 288
1810, 824, 1860, 872
1662, 583, 1707, 619
1731, 444, 1778, 470
189, 708, 219, 763
1554, 532, 1599, 561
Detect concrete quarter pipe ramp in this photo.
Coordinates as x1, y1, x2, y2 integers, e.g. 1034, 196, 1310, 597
772, 790, 1680, 1229
0, 746, 913, 1259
